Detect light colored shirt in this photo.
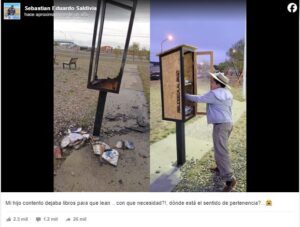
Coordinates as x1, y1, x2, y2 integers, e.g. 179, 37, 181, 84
185, 88, 233, 124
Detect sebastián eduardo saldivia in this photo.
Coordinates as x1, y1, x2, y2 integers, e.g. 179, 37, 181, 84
24, 5, 97, 11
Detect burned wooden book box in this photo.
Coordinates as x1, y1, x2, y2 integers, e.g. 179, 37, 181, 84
159, 45, 198, 122
87, 0, 137, 136
87, 0, 137, 93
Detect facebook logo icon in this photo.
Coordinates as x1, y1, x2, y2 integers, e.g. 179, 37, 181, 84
287, 3, 298, 13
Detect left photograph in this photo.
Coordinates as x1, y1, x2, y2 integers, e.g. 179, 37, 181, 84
54, 0, 150, 192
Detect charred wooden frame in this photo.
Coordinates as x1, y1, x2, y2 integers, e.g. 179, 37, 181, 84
88, 0, 137, 136
87, 0, 137, 93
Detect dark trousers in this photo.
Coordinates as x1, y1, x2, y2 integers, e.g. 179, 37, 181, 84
213, 123, 234, 181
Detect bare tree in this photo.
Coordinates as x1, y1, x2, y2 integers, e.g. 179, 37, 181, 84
129, 42, 140, 62
113, 45, 122, 59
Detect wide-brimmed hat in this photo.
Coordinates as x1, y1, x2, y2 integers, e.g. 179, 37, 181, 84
209, 72, 231, 89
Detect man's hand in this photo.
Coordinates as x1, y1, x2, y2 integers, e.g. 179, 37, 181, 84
184, 94, 189, 99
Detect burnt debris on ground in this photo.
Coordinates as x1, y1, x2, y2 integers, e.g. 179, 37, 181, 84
54, 113, 148, 172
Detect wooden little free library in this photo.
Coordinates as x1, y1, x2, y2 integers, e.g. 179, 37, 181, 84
159, 45, 198, 122
158, 45, 214, 165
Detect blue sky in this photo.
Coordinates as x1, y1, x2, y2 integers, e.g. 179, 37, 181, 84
150, 1, 246, 64
4, 3, 20, 8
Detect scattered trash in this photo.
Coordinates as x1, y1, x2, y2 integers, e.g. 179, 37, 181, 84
102, 142, 111, 150
69, 133, 84, 143
124, 140, 135, 150
73, 127, 82, 133
92, 142, 110, 155
60, 127, 90, 150
92, 144, 103, 155
68, 127, 82, 134
82, 134, 90, 139
74, 140, 85, 150
115, 140, 123, 149
102, 149, 119, 166
115, 140, 134, 150
61, 136, 71, 148
54, 146, 62, 159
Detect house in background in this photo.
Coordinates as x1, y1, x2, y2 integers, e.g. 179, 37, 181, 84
101, 46, 113, 53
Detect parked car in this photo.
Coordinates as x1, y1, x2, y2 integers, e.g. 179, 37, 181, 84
150, 72, 160, 80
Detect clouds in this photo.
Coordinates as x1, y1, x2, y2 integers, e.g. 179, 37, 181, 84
54, 0, 149, 48
53, 0, 245, 61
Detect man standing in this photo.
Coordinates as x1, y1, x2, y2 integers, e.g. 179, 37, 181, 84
185, 72, 236, 192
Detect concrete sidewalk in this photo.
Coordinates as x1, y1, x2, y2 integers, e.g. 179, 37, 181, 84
150, 100, 246, 192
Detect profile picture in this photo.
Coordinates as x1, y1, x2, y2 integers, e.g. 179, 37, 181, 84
4, 3, 21, 20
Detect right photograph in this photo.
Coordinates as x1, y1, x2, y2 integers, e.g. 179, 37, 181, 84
150, 0, 246, 192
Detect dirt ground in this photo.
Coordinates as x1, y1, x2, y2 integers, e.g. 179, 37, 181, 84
54, 48, 149, 191
54, 132, 149, 192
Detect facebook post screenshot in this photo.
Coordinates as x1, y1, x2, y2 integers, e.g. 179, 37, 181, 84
1, 0, 299, 226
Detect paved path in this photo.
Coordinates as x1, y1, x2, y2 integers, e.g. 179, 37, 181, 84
150, 100, 246, 192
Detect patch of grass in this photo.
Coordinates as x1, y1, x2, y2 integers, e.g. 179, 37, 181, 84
137, 63, 150, 104
80, 105, 97, 129
150, 81, 176, 143
230, 85, 245, 102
